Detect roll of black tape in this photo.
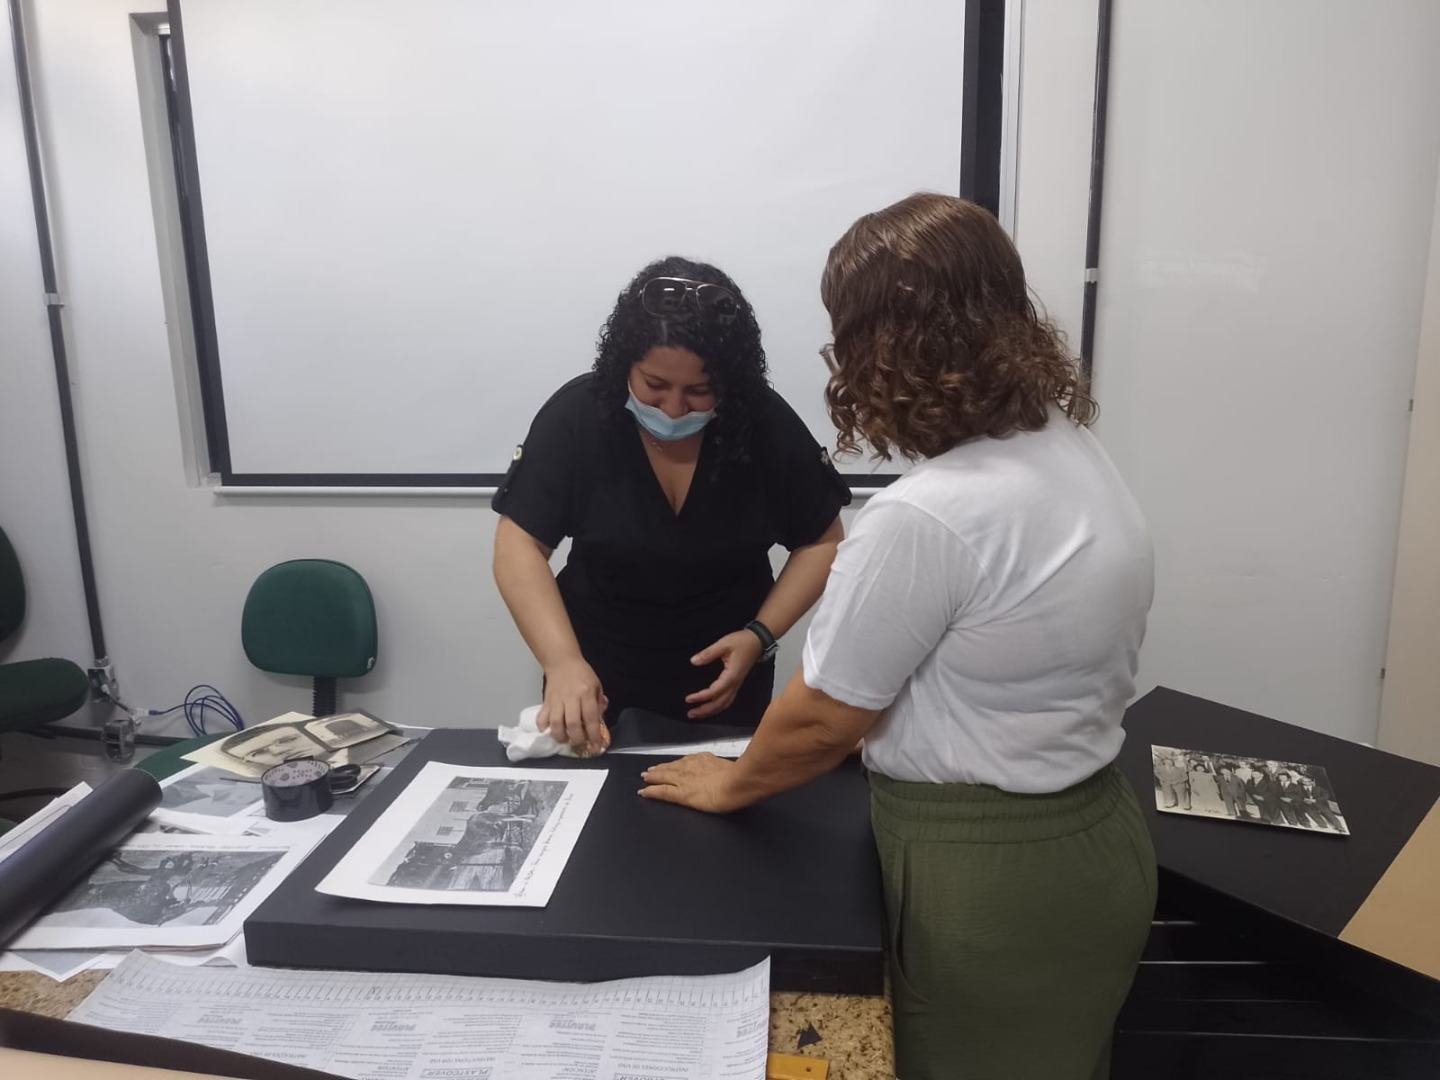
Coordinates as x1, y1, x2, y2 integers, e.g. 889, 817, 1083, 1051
0, 769, 162, 950
262, 759, 334, 822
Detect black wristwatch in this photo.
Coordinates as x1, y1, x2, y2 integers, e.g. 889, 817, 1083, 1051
745, 620, 779, 663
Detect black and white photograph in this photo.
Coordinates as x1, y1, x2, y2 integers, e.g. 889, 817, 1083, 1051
1151, 744, 1349, 835
182, 714, 424, 780
12, 835, 320, 950
306, 713, 393, 749
372, 777, 566, 891
316, 763, 607, 907
213, 720, 330, 771
47, 849, 283, 927
159, 764, 261, 818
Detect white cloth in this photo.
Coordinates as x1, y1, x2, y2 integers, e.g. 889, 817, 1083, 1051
803, 411, 1153, 793
497, 705, 581, 762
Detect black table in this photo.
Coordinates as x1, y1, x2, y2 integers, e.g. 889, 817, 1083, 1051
1112, 687, 1440, 1077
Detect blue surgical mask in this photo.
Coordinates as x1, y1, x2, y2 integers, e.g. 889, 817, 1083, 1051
625, 390, 715, 441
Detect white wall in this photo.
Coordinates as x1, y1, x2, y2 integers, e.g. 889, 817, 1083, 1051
4, 0, 1439, 745
1089, 0, 1440, 741
0, 37, 93, 676
1, 1, 543, 734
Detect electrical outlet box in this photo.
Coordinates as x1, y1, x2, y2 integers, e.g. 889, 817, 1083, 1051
87, 662, 118, 703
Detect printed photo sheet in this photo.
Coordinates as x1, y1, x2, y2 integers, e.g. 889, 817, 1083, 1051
11, 833, 318, 950
151, 763, 264, 834
316, 762, 606, 906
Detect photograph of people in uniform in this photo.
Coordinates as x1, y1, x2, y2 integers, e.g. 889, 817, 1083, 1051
1150, 745, 1348, 834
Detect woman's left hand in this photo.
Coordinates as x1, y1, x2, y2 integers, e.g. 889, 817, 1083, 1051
685, 630, 763, 719
639, 753, 747, 813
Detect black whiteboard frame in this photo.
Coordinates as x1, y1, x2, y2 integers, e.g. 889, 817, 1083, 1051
166, 0, 1003, 491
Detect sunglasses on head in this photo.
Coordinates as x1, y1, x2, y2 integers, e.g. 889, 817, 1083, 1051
640, 277, 740, 323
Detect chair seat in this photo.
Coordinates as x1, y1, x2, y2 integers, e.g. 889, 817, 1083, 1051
0, 657, 89, 733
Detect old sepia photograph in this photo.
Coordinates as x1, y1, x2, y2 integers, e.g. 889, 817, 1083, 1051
372, 777, 567, 891
1151, 744, 1348, 835
216, 713, 396, 772
306, 713, 392, 749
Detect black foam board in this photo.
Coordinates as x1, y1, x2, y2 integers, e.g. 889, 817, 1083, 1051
245, 729, 884, 993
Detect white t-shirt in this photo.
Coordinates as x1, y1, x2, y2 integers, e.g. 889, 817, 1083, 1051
803, 410, 1153, 793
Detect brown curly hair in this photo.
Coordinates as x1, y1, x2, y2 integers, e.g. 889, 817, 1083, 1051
820, 193, 1096, 461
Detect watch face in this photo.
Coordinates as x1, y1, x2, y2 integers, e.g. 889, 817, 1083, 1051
264, 759, 330, 789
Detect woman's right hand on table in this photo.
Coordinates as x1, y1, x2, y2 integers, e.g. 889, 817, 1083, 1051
539, 657, 609, 754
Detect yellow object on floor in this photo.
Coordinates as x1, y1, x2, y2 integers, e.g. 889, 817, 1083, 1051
768, 1050, 829, 1079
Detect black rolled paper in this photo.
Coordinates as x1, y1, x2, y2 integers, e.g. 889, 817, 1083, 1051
0, 768, 162, 949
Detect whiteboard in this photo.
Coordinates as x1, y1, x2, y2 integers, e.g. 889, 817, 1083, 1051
178, 0, 968, 477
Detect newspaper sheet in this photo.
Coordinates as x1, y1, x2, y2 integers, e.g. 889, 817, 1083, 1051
70, 953, 771, 1080
316, 762, 605, 906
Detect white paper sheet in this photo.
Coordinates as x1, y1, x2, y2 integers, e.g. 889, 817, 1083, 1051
3, 948, 117, 981
316, 762, 605, 907
612, 737, 752, 759
10, 834, 317, 950
3, 934, 252, 982
70, 953, 771, 1080
0, 783, 92, 864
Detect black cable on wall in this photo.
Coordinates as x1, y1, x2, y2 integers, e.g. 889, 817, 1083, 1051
7, 0, 108, 665
1079, 0, 1115, 379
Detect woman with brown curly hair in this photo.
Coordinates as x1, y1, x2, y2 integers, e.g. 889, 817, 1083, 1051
642, 194, 1157, 1079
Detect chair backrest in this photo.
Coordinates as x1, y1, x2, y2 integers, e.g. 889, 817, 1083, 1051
241, 559, 377, 679
0, 526, 26, 644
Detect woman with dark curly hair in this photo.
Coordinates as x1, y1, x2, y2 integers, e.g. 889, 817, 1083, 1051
493, 257, 849, 752
642, 196, 1156, 1079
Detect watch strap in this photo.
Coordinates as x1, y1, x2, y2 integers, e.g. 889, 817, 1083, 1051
745, 619, 779, 662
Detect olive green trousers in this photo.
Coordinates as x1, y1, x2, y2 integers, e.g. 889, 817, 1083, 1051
870, 765, 1157, 1080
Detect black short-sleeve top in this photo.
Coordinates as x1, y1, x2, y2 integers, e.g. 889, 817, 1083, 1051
493, 374, 851, 689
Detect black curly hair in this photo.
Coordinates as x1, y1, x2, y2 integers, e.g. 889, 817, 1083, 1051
591, 256, 770, 465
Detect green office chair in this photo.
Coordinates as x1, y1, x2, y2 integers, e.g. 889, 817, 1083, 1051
241, 559, 377, 717
0, 525, 90, 744
0, 524, 90, 823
